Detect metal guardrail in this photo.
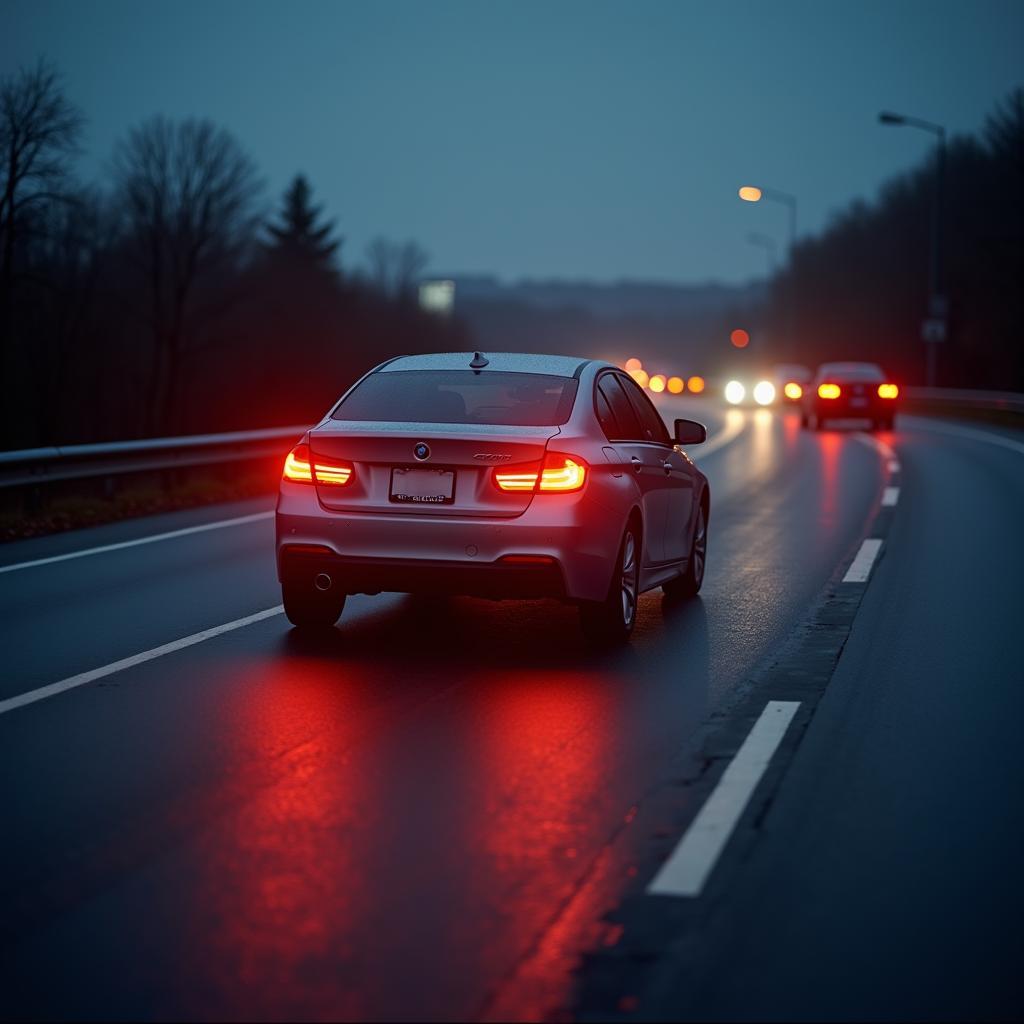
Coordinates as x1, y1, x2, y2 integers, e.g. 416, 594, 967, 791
0, 425, 309, 489
0, 385, 1020, 490
903, 386, 1024, 414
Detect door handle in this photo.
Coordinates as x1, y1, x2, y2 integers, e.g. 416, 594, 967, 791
662, 460, 673, 475
631, 456, 643, 474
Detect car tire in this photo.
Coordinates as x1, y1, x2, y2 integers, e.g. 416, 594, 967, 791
580, 521, 640, 645
800, 412, 809, 428
664, 500, 707, 600
282, 581, 345, 630
875, 415, 895, 431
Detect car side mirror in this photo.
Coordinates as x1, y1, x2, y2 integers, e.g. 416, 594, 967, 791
674, 418, 707, 445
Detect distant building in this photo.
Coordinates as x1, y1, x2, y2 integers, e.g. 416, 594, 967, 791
418, 279, 456, 315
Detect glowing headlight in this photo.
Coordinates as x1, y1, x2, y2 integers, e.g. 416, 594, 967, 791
753, 380, 776, 406
724, 380, 746, 405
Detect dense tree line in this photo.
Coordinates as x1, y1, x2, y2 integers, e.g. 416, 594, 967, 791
0, 61, 465, 450
762, 88, 1023, 389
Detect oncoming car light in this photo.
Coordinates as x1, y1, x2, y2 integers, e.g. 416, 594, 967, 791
753, 380, 776, 406
724, 380, 746, 405
494, 453, 587, 493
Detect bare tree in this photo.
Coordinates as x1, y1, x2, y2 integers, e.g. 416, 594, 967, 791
0, 60, 83, 392
365, 237, 429, 299
112, 116, 262, 433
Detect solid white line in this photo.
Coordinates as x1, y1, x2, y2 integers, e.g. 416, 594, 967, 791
905, 417, 1024, 457
0, 606, 284, 716
843, 538, 883, 583
882, 486, 900, 506
0, 510, 275, 575
690, 412, 746, 461
648, 700, 801, 898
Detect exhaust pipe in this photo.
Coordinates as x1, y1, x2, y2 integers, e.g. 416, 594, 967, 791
314, 572, 332, 592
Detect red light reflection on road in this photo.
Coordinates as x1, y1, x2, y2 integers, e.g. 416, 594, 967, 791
782, 408, 801, 454
177, 655, 369, 1019
817, 430, 842, 524
465, 672, 622, 1018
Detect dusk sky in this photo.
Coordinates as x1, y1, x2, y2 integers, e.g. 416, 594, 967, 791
4, 0, 1022, 285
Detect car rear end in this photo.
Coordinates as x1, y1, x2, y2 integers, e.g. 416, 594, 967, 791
276, 353, 626, 606
807, 363, 899, 428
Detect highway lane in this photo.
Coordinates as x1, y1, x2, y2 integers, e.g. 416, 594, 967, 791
1, 401, 898, 1020
575, 415, 1024, 1022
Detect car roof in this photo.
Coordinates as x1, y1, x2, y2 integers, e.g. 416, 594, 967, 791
379, 352, 590, 377
816, 361, 885, 380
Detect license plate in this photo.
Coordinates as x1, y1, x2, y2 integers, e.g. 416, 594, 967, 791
390, 467, 455, 504
851, 397, 868, 408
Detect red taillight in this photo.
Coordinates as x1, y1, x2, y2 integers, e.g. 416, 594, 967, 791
539, 454, 587, 491
494, 452, 588, 494
494, 464, 542, 492
818, 383, 841, 400
283, 443, 313, 482
878, 383, 899, 399
283, 443, 353, 486
312, 459, 353, 486
784, 381, 803, 400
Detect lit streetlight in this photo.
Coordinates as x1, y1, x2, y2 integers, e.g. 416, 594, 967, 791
739, 184, 798, 349
738, 184, 797, 256
879, 110, 947, 386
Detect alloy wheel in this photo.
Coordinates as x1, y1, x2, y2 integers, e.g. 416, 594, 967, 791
621, 529, 638, 627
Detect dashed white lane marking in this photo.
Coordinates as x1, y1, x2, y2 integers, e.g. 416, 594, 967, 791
888, 459, 901, 473
843, 539, 883, 583
0, 510, 275, 575
0, 606, 284, 716
648, 700, 801, 898
882, 486, 900, 506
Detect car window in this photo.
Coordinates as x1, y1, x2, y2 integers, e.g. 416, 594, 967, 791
331, 370, 579, 426
597, 374, 644, 441
594, 385, 619, 440
619, 374, 672, 445
816, 363, 884, 382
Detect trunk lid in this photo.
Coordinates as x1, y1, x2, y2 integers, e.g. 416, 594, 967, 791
309, 420, 560, 517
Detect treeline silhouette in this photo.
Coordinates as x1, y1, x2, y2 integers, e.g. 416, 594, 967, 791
0, 61, 467, 451
761, 88, 1023, 389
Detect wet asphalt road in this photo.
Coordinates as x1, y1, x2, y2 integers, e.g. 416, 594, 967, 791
1, 401, 1020, 1021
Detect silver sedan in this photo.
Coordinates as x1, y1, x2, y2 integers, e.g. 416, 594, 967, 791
276, 351, 710, 643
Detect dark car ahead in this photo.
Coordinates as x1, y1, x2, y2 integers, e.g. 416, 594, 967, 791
801, 361, 899, 431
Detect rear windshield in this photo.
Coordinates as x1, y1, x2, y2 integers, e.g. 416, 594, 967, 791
817, 363, 884, 381
331, 370, 579, 426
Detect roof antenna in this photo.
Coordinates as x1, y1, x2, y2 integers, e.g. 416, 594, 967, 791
469, 351, 489, 371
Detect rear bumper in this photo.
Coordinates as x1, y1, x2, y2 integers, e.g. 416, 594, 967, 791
812, 400, 897, 419
276, 481, 626, 602
280, 548, 566, 599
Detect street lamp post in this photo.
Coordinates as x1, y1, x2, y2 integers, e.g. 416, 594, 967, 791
879, 110, 947, 387
747, 231, 778, 277
739, 185, 797, 258
739, 184, 799, 351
